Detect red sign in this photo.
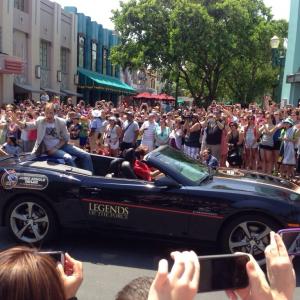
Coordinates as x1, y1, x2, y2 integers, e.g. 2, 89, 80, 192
0, 55, 24, 74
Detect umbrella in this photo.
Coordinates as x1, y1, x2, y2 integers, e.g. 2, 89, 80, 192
133, 92, 153, 99
156, 93, 175, 101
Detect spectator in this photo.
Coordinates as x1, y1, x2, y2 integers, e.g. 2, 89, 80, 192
104, 116, 122, 157
227, 232, 295, 300
183, 114, 201, 159
204, 111, 224, 161
258, 112, 276, 174
201, 148, 219, 169
69, 114, 82, 148
0, 135, 21, 156
147, 251, 199, 300
227, 122, 244, 168
279, 118, 298, 178
0, 246, 83, 300
89, 109, 103, 153
244, 116, 259, 170
140, 113, 158, 151
169, 117, 183, 150
155, 117, 170, 147
115, 277, 153, 300
40, 92, 49, 103
79, 115, 89, 149
120, 111, 139, 151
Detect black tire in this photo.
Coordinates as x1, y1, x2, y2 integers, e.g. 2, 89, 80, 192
6, 196, 58, 245
220, 214, 280, 264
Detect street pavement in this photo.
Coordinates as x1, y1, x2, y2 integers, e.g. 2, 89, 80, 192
0, 227, 300, 300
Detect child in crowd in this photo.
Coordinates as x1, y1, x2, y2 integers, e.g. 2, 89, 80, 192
0, 135, 21, 156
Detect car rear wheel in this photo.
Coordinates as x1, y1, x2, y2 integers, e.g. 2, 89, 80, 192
6, 197, 57, 244
221, 215, 280, 264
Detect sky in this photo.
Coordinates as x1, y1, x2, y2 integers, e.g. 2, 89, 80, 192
54, 0, 291, 30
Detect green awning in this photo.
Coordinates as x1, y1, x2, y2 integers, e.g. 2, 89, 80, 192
78, 68, 136, 95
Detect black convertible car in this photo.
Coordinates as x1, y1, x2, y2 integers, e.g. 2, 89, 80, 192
1, 146, 300, 262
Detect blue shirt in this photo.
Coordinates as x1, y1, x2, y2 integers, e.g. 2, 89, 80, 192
206, 155, 219, 169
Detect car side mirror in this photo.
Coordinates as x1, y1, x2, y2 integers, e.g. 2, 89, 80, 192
155, 176, 181, 189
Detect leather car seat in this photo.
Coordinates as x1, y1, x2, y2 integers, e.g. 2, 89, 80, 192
120, 161, 137, 179
108, 158, 124, 177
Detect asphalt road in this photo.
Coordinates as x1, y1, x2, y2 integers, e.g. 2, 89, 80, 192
0, 227, 300, 300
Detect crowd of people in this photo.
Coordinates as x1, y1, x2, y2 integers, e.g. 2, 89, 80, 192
0, 231, 296, 300
1, 95, 300, 180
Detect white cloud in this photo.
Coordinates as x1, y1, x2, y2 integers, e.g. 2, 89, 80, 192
264, 0, 290, 20
53, 0, 291, 31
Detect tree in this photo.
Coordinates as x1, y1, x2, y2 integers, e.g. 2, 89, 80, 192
111, 0, 288, 106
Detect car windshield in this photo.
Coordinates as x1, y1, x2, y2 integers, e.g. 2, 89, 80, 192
154, 147, 209, 184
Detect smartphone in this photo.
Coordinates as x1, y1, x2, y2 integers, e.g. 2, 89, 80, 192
198, 253, 249, 293
278, 228, 300, 255
40, 251, 65, 265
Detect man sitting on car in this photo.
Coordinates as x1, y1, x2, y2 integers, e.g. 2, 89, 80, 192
13, 102, 94, 173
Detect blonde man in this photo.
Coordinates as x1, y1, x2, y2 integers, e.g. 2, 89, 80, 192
14, 103, 93, 173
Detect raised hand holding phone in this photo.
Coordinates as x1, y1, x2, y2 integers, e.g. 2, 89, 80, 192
227, 232, 296, 300
278, 228, 300, 255
198, 254, 249, 293
265, 232, 296, 300
148, 251, 199, 300
56, 253, 83, 300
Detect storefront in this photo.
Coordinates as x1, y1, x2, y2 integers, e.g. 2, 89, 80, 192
77, 68, 136, 105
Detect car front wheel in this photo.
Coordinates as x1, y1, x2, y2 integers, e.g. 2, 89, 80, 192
221, 215, 280, 264
6, 197, 57, 244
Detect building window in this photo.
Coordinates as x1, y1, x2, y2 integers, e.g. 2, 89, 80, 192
91, 42, 97, 72
40, 40, 50, 69
14, 0, 25, 11
102, 47, 107, 75
78, 36, 85, 68
61, 48, 68, 73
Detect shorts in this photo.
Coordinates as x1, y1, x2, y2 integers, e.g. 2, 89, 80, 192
184, 145, 199, 159
273, 141, 281, 151
259, 144, 273, 151
80, 137, 88, 147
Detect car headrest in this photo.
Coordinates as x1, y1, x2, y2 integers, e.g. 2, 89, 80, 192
120, 161, 137, 179
108, 158, 125, 177
123, 148, 136, 163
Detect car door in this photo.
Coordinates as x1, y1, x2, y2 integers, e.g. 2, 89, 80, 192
79, 175, 189, 237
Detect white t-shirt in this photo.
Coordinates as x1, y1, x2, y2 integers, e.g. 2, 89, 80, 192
141, 121, 157, 144
43, 123, 60, 150
122, 120, 139, 143
90, 118, 103, 133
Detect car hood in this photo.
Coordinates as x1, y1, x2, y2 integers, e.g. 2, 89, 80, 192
205, 168, 300, 201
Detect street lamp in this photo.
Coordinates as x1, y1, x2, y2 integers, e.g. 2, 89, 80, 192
270, 35, 280, 49
270, 35, 287, 103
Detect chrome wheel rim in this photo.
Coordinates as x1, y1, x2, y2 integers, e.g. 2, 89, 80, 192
228, 221, 271, 264
10, 202, 49, 243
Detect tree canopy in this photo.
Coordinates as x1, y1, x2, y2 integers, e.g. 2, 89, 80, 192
111, 0, 288, 105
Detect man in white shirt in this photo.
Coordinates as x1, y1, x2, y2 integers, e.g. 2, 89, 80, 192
120, 111, 139, 151
140, 113, 158, 151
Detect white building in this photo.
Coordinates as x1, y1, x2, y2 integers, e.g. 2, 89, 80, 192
0, 0, 78, 104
